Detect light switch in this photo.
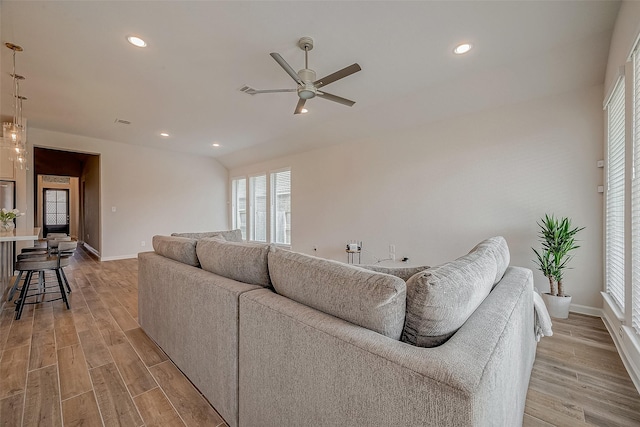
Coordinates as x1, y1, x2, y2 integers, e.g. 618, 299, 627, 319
598, 185, 604, 193
111, 206, 117, 212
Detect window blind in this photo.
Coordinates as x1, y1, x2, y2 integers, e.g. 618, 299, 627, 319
606, 76, 626, 312
249, 175, 267, 242
271, 170, 291, 245
231, 178, 247, 240
633, 50, 640, 332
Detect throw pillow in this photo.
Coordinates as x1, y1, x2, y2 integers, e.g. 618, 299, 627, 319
268, 247, 407, 340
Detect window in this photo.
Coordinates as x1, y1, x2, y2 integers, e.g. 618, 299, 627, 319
249, 175, 267, 242
605, 76, 625, 312
271, 170, 291, 245
231, 178, 246, 240
634, 49, 640, 332
231, 168, 291, 246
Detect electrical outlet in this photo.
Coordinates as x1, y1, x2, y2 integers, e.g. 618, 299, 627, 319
619, 325, 624, 338
141, 241, 146, 247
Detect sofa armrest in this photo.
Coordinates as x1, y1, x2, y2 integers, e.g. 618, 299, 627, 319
238, 266, 536, 426
138, 251, 262, 427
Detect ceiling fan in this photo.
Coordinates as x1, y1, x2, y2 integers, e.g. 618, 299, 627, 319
243, 37, 361, 115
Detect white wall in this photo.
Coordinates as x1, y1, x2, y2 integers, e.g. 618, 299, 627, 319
231, 85, 604, 309
604, 1, 640, 95
27, 128, 228, 260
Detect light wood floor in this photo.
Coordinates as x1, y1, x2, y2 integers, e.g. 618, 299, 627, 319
524, 313, 640, 426
1, 247, 639, 426
0, 246, 227, 427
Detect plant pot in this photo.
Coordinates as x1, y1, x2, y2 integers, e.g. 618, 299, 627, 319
541, 293, 572, 319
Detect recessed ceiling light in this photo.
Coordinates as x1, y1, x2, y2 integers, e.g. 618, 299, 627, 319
127, 36, 147, 48
160, 132, 169, 137
453, 43, 473, 55
212, 143, 220, 147
301, 108, 308, 114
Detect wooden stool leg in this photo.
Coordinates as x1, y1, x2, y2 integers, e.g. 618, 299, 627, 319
55, 269, 70, 310
15, 271, 33, 320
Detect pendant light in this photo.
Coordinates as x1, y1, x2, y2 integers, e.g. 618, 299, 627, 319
2, 42, 28, 170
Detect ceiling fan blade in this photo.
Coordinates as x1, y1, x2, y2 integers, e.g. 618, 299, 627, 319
270, 53, 303, 85
248, 89, 297, 95
314, 63, 361, 88
316, 91, 356, 107
294, 98, 307, 115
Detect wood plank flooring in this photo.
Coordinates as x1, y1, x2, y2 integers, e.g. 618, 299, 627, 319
0, 246, 227, 427
524, 313, 640, 426
0, 245, 638, 426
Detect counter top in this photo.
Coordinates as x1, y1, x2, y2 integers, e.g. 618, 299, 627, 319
0, 227, 41, 242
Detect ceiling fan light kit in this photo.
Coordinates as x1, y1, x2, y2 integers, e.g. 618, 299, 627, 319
245, 36, 361, 115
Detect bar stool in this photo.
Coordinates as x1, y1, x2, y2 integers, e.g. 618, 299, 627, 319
20, 233, 70, 255
13, 241, 77, 320
8, 237, 73, 301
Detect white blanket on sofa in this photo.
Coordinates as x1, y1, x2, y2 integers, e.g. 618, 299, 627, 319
533, 290, 553, 341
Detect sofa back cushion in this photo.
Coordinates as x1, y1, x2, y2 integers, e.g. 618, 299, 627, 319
152, 235, 199, 267
402, 236, 510, 347
468, 236, 510, 285
358, 265, 430, 282
196, 237, 271, 287
172, 229, 243, 242
268, 247, 406, 340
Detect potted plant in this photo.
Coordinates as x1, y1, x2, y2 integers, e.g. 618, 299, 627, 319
532, 214, 584, 318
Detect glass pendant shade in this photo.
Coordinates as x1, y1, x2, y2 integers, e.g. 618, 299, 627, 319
2, 42, 28, 170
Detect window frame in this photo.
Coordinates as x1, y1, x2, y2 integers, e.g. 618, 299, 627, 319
230, 176, 247, 240
270, 168, 292, 246
230, 168, 292, 248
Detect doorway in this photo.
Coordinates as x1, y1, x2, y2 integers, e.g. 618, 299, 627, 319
33, 147, 101, 253
43, 188, 69, 236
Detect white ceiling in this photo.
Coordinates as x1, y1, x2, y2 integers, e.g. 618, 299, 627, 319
0, 1, 620, 169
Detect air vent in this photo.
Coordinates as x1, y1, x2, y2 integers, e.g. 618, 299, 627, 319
239, 85, 257, 95
114, 118, 131, 125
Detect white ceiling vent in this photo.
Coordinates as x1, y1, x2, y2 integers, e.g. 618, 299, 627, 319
114, 118, 131, 125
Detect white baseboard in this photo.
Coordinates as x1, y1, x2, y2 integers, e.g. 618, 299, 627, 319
569, 303, 603, 317
99, 254, 138, 262
83, 243, 100, 257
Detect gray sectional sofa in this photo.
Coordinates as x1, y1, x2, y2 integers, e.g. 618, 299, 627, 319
138, 231, 537, 427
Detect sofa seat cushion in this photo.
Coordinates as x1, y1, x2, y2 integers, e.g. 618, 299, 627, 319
358, 265, 430, 282
197, 237, 271, 287
152, 235, 199, 267
268, 247, 406, 340
402, 236, 510, 347
172, 229, 243, 242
